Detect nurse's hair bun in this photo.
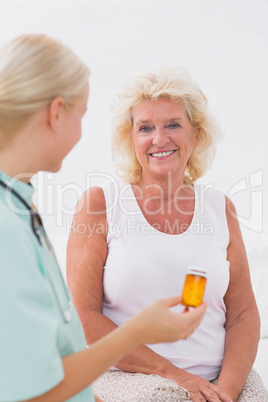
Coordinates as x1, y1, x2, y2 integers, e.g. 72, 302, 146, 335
0, 34, 90, 139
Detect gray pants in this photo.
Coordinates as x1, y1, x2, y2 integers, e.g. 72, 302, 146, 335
93, 368, 268, 401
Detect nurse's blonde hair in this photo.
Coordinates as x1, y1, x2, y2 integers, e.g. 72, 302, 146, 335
0, 34, 90, 142
112, 67, 222, 184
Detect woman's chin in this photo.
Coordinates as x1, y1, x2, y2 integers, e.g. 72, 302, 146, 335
147, 164, 179, 178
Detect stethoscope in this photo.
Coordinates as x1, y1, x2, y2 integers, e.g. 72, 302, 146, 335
0, 179, 72, 324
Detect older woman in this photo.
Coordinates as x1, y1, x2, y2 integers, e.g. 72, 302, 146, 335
67, 68, 267, 401
0, 37, 208, 402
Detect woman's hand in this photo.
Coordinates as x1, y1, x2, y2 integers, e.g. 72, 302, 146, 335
168, 368, 233, 402
182, 377, 233, 402
123, 295, 207, 345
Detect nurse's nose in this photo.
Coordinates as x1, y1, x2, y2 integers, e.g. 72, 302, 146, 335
152, 126, 170, 147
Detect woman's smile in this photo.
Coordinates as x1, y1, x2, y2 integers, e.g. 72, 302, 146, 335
149, 149, 177, 159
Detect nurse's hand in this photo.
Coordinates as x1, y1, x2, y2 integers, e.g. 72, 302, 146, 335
123, 295, 207, 345
94, 395, 103, 402
22, 296, 206, 402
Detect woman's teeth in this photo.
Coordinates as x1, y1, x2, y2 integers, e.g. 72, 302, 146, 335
151, 150, 175, 157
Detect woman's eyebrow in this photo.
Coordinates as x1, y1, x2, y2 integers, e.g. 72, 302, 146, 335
167, 118, 184, 122
135, 120, 152, 125
136, 117, 184, 124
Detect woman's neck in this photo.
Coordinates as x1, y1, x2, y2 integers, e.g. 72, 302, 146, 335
0, 140, 38, 183
0, 159, 35, 183
135, 171, 190, 201
0, 108, 50, 182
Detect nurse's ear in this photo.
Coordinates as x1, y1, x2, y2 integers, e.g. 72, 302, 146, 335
48, 97, 65, 132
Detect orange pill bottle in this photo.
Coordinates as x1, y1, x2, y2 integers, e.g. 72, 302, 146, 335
181, 266, 207, 308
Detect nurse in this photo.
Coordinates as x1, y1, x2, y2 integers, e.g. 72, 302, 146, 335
0, 34, 207, 402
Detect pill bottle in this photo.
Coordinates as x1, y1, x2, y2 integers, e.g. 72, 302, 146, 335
181, 266, 207, 308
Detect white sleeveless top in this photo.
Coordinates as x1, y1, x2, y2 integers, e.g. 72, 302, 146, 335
102, 178, 230, 380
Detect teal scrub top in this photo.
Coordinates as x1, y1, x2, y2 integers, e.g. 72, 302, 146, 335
0, 170, 94, 402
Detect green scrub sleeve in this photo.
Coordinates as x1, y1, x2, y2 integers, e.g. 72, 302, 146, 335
0, 220, 65, 401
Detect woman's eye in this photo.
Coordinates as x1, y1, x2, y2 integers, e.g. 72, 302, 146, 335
139, 126, 152, 133
167, 123, 181, 129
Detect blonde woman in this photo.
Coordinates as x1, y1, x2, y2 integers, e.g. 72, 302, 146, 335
0, 35, 208, 402
67, 68, 267, 401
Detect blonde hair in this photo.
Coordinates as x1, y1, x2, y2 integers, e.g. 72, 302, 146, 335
112, 67, 222, 184
0, 34, 90, 140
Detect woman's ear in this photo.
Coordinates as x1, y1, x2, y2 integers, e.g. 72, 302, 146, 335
48, 97, 65, 132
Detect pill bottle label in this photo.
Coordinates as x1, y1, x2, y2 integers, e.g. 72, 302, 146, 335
181, 266, 207, 308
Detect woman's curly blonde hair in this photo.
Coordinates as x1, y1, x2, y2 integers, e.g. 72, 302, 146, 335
112, 67, 222, 184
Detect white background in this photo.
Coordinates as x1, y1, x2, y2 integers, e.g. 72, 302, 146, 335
1, 0, 267, 258
0, 0, 268, 387
1, 0, 267, 254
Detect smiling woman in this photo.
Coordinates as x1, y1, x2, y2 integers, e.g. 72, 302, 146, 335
67, 66, 268, 401
111, 67, 222, 184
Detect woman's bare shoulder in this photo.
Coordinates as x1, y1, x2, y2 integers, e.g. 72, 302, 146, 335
75, 186, 106, 218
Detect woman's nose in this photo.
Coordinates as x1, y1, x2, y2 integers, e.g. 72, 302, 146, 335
152, 127, 169, 147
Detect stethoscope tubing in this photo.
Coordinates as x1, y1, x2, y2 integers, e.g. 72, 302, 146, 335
0, 178, 72, 323
0, 179, 42, 244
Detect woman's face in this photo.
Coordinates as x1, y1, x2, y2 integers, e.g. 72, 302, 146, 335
132, 98, 198, 181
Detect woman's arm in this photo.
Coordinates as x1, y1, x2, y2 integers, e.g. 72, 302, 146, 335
216, 196, 261, 401
66, 187, 232, 402
24, 296, 207, 402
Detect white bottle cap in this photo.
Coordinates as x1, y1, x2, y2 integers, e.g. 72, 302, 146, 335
188, 265, 207, 278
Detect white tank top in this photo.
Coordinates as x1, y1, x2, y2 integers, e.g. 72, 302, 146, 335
102, 178, 230, 380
